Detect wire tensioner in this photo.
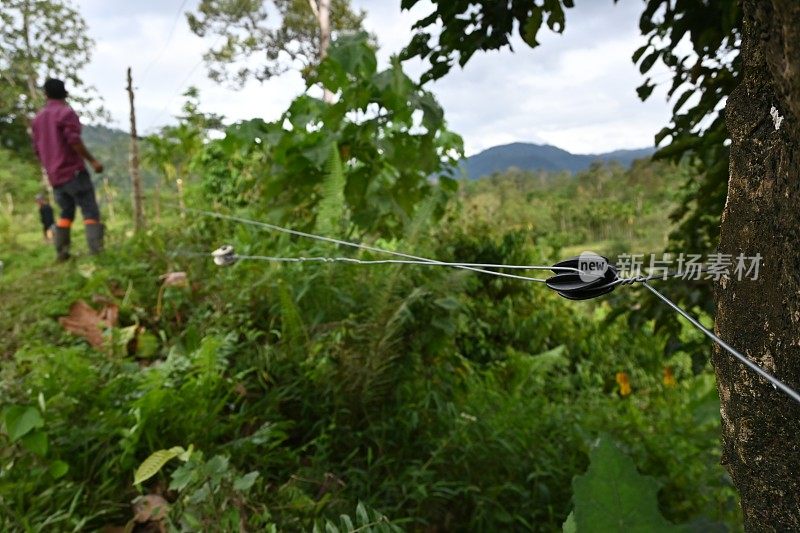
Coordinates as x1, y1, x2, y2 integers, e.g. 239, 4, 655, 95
212, 245, 237, 267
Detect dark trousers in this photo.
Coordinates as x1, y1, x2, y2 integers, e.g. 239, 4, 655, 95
53, 170, 100, 223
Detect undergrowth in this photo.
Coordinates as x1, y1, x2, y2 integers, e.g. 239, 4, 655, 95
0, 206, 741, 531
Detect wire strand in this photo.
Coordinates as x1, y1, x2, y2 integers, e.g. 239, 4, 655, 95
170, 206, 800, 405
140, 0, 191, 84
181, 207, 579, 283
642, 282, 800, 404
171, 251, 565, 282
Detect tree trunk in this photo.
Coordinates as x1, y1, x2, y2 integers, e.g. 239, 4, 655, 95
318, 0, 331, 60
21, 0, 52, 200
716, 0, 800, 529
126, 67, 145, 232
309, 0, 333, 103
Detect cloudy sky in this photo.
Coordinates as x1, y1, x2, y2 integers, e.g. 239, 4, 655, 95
74, 0, 673, 156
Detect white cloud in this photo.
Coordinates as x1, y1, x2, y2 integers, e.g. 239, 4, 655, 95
72, 0, 673, 155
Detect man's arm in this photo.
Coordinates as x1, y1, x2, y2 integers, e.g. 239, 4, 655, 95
60, 108, 103, 173
69, 139, 103, 173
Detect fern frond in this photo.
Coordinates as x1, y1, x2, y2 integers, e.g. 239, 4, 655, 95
278, 281, 309, 350
315, 142, 347, 236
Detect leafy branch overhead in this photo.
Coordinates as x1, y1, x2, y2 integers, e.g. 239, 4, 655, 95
401, 0, 576, 83
629, 0, 741, 354
634, 0, 740, 254
187, 0, 366, 86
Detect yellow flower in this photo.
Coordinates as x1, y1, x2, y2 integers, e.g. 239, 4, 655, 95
616, 372, 631, 396
663, 367, 677, 388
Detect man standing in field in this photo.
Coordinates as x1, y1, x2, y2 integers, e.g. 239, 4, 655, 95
31, 78, 104, 261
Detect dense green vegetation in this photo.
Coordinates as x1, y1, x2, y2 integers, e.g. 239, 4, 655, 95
1, 41, 740, 530
0, 1, 752, 529
457, 159, 685, 259
0, 145, 741, 531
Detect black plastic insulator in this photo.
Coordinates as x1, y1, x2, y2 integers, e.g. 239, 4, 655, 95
546, 256, 619, 300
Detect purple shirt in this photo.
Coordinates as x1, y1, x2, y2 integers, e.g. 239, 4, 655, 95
31, 100, 86, 187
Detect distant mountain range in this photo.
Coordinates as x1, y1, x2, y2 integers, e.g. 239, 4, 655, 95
84, 125, 654, 185
83, 125, 157, 189
461, 142, 655, 179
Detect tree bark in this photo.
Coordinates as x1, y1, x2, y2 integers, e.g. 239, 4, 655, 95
21, 0, 52, 199
309, 0, 333, 103
318, 0, 331, 60
716, 0, 800, 529
126, 67, 145, 232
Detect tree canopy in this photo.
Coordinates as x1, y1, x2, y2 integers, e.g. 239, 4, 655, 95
0, 0, 102, 152
187, 0, 366, 87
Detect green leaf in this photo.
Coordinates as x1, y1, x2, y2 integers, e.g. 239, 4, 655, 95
315, 142, 347, 236
168, 461, 196, 492
49, 460, 69, 479
545, 2, 566, 33
327, 32, 377, 79
654, 126, 673, 146
205, 455, 230, 478
571, 437, 685, 532
356, 501, 370, 525
562, 511, 576, 533
21, 430, 48, 456
632, 44, 650, 63
672, 89, 695, 114
4, 406, 44, 442
636, 80, 655, 101
439, 175, 458, 192
639, 51, 659, 74
133, 446, 186, 485
278, 282, 308, 348
434, 297, 460, 311
233, 471, 259, 492
340, 515, 355, 530
417, 92, 444, 131
178, 444, 194, 462
136, 331, 159, 358
521, 8, 544, 47
117, 325, 138, 348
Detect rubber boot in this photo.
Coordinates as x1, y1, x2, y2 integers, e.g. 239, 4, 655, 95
54, 226, 71, 262
85, 223, 104, 255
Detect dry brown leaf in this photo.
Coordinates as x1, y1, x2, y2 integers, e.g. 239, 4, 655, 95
100, 304, 119, 328
233, 382, 248, 397
58, 300, 119, 348
133, 494, 170, 523
159, 272, 188, 287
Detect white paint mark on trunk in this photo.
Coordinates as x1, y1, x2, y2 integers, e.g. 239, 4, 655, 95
770, 105, 784, 130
